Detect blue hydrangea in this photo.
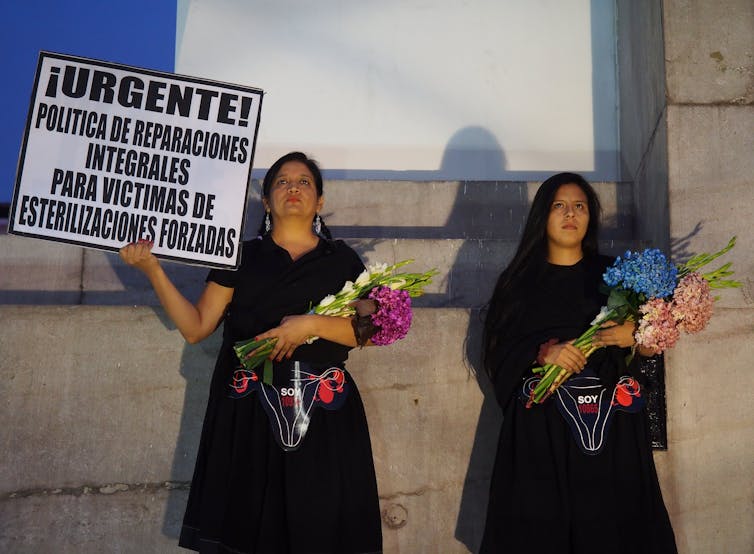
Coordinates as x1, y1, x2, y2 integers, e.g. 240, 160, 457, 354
603, 248, 678, 298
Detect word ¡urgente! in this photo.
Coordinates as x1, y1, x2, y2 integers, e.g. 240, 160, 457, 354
44, 64, 256, 127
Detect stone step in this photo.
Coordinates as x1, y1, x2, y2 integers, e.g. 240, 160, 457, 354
243, 179, 635, 241
0, 178, 638, 307
0, 232, 637, 308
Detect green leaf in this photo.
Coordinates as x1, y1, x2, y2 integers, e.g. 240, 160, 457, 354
607, 288, 629, 310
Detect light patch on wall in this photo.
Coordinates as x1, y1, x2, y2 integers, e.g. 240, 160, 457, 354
175, 0, 618, 180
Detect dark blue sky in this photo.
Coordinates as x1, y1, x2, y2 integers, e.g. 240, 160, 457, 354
0, 1, 176, 204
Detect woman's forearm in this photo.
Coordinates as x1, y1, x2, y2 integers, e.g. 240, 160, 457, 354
144, 266, 229, 344
120, 242, 231, 344
307, 314, 362, 347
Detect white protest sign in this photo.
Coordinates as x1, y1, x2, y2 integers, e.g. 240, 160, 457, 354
9, 51, 263, 269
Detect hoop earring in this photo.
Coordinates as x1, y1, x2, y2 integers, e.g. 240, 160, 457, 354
313, 213, 322, 235
264, 211, 271, 233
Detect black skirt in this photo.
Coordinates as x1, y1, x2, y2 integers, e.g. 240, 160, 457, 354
481, 258, 677, 553
480, 382, 677, 554
179, 349, 382, 554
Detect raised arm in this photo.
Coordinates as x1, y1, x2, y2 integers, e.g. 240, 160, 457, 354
119, 241, 233, 344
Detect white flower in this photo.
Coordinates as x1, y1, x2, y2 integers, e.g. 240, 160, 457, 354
590, 305, 613, 325
340, 281, 355, 294
318, 294, 336, 307
355, 269, 371, 286
388, 278, 406, 290
367, 262, 388, 275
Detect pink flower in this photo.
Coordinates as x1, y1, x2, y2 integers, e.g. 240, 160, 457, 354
367, 286, 413, 346
635, 298, 680, 353
672, 272, 714, 334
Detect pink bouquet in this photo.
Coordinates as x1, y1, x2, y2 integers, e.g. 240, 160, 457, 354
362, 286, 413, 346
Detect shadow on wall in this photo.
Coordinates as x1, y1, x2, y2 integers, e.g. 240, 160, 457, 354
0, 129, 638, 551
119, 125, 631, 544
0, 125, 634, 543
331, 126, 526, 308
343, 126, 517, 552
453, 308, 502, 553
162, 326, 221, 539
442, 127, 509, 553
156, 125, 523, 541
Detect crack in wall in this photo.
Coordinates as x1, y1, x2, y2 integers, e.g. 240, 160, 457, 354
2, 480, 190, 500
380, 486, 437, 500
633, 106, 666, 183
667, 100, 754, 106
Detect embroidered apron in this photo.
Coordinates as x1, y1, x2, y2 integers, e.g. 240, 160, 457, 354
229, 360, 350, 451
520, 368, 645, 455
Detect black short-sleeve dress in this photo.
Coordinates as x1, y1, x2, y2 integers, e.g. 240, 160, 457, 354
178, 235, 382, 554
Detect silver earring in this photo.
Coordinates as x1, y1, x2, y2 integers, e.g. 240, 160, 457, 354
264, 211, 271, 233
314, 214, 322, 235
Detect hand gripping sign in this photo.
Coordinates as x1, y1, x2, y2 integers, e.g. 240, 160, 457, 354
9, 51, 263, 269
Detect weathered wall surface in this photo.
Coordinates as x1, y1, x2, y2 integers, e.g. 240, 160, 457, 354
658, 1, 754, 553
0, 174, 633, 554
617, 0, 669, 251
615, 1, 754, 551
2, 3, 753, 552
0, 303, 489, 553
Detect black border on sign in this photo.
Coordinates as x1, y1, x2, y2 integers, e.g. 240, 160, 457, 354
8, 50, 264, 270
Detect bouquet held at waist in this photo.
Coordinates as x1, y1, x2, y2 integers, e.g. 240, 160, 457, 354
234, 260, 438, 384
527, 237, 741, 407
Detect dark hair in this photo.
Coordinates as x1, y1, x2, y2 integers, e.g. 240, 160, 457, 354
256, 151, 332, 239
482, 172, 601, 378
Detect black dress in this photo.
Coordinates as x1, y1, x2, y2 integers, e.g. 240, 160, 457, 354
480, 256, 677, 554
179, 235, 382, 554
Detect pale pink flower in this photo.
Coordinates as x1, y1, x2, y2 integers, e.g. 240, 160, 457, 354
672, 272, 714, 334
635, 298, 680, 353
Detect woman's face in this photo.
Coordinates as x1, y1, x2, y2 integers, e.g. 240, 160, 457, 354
546, 183, 589, 252
263, 160, 323, 222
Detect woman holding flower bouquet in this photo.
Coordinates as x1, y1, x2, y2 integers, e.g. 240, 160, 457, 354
479, 173, 676, 553
120, 152, 383, 553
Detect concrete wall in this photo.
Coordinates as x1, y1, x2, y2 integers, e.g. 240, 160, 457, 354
0, 172, 637, 553
658, 1, 754, 553
2, 2, 753, 553
615, 1, 754, 551
0, 302, 486, 553
616, 0, 669, 250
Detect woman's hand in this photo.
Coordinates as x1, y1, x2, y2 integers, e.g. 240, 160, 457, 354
636, 344, 660, 357
541, 341, 588, 373
594, 319, 636, 348
254, 315, 317, 362
119, 239, 160, 275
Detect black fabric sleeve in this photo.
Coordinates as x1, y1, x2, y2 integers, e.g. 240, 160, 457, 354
206, 239, 260, 288
334, 239, 366, 277
206, 267, 238, 288
489, 327, 553, 410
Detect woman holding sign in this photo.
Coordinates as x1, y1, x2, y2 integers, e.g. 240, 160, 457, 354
120, 152, 382, 553
479, 173, 676, 553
